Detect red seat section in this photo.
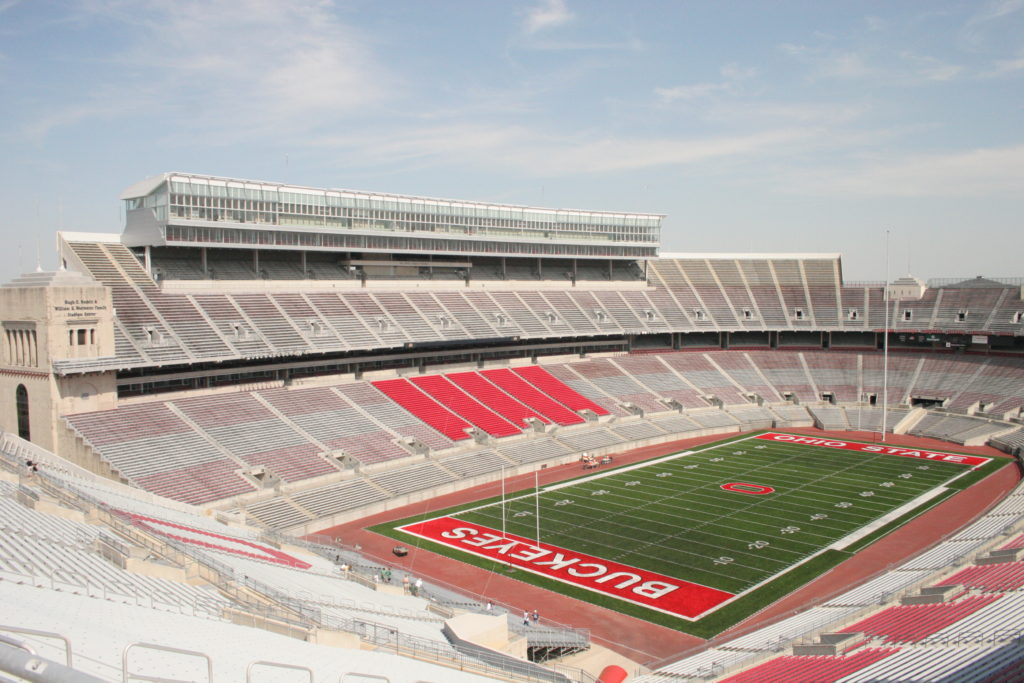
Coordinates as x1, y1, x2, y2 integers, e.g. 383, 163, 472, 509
371, 378, 473, 441
719, 648, 899, 683
410, 375, 521, 437
447, 371, 551, 428
839, 594, 1002, 643
480, 368, 586, 425
512, 365, 610, 415
940, 562, 1024, 592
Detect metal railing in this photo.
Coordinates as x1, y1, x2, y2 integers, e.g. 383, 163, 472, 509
0, 439, 596, 682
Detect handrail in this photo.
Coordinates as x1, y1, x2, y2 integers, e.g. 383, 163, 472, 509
0, 439, 594, 681
122, 642, 212, 683
0, 624, 75, 666
246, 660, 313, 682
0, 636, 107, 683
0, 633, 36, 656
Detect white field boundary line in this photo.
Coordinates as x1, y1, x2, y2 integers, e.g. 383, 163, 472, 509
459, 433, 961, 571
470, 432, 770, 512
685, 442, 994, 614
533, 442, 960, 584
828, 487, 949, 551
525, 438, 958, 560
828, 460, 985, 551
446, 446, 706, 516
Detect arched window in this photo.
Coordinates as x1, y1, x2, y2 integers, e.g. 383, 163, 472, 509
15, 384, 30, 441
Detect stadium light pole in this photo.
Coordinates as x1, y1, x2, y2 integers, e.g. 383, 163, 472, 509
881, 229, 891, 441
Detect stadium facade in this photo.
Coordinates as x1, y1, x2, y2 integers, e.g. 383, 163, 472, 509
2, 173, 1024, 681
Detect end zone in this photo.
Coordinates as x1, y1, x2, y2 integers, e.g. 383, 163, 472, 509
397, 515, 734, 620
755, 432, 990, 467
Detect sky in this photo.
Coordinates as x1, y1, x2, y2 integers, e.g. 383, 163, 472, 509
1, 0, 1022, 283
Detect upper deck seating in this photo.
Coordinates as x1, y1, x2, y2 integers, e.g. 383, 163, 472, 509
677, 258, 739, 328
648, 260, 719, 329
736, 259, 789, 328
192, 294, 275, 356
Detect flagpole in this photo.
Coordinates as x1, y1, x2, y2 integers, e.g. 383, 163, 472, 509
881, 229, 891, 441
501, 466, 506, 540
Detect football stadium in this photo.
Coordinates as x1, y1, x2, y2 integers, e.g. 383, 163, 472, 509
1, 172, 1024, 681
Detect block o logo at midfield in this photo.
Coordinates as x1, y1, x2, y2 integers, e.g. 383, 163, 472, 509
721, 482, 775, 495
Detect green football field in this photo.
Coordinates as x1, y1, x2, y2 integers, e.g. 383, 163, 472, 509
379, 431, 1001, 634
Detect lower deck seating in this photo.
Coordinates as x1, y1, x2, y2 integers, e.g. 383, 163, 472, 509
481, 368, 586, 425
371, 378, 473, 441
410, 374, 521, 437
839, 595, 1002, 643
719, 648, 899, 683
940, 562, 1024, 592
513, 365, 610, 415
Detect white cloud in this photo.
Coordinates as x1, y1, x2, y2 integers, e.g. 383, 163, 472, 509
315, 123, 813, 177
900, 52, 964, 82
865, 15, 886, 32
706, 101, 869, 126
789, 45, 963, 85
656, 62, 756, 103
961, 0, 1024, 49
720, 63, 757, 81
985, 52, 1024, 76
967, 0, 1024, 25
788, 144, 1024, 198
524, 0, 574, 34
655, 82, 728, 103
25, 0, 391, 142
778, 42, 810, 56
816, 52, 874, 80
524, 39, 642, 52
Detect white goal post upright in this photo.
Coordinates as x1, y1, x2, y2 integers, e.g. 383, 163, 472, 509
535, 469, 541, 550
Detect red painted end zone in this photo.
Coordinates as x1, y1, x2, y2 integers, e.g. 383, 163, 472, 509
755, 432, 990, 467
398, 515, 734, 619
